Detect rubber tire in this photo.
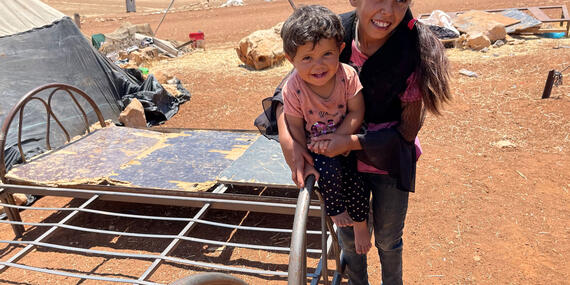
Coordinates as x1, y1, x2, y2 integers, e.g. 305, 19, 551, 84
169, 272, 248, 285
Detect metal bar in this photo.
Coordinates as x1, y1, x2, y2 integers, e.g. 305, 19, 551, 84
153, 0, 176, 36
59, 88, 91, 134
0, 190, 24, 236
0, 195, 99, 274
311, 258, 323, 285
331, 272, 343, 285
0, 202, 322, 235
562, 4, 569, 19
1, 184, 322, 216
1, 83, 106, 183
0, 262, 159, 285
288, 174, 316, 285
528, 7, 550, 22
0, 240, 289, 276
287, 0, 296, 10
542, 70, 556, 99
316, 191, 329, 285
137, 184, 227, 282
326, 217, 341, 273
17, 105, 26, 161
2, 184, 315, 206
0, 220, 322, 253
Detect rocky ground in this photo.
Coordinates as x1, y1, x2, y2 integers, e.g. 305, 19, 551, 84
0, 0, 568, 284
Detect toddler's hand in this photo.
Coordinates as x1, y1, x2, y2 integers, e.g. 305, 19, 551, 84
293, 163, 319, 188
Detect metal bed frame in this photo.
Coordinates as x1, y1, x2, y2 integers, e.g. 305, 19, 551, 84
0, 83, 344, 284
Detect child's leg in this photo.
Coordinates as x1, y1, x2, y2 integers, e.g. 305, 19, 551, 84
312, 153, 353, 227
340, 155, 372, 254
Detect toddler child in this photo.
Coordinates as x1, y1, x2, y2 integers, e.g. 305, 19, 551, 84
281, 5, 371, 254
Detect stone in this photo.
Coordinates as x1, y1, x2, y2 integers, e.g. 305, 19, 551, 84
134, 23, 154, 37
493, 140, 516, 148
153, 70, 173, 84
493, 39, 505, 48
13, 193, 27, 205
140, 46, 159, 58
459, 69, 478, 77
235, 22, 286, 70
466, 32, 491, 50
119, 98, 147, 128
128, 50, 144, 65
486, 24, 507, 42
0, 194, 28, 214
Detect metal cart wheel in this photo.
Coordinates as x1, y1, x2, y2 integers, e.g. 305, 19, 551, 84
170, 272, 248, 285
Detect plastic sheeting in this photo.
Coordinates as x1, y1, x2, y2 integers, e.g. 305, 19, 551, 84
0, 0, 65, 37
0, 17, 190, 171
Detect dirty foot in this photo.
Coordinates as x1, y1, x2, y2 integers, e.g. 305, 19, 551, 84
353, 221, 372, 255
331, 211, 354, 227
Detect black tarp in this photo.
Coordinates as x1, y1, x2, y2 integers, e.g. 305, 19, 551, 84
0, 17, 189, 170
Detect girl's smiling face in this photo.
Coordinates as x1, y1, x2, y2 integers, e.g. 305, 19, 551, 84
350, 0, 410, 45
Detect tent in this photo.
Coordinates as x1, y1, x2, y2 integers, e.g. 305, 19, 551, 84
0, 0, 190, 170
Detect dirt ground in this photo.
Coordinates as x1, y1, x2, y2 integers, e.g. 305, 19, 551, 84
1, 0, 569, 284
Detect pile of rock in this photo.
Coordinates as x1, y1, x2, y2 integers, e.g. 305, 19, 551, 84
453, 10, 516, 50
235, 22, 285, 70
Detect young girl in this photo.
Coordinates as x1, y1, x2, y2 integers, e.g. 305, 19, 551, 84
280, 5, 371, 254
256, 0, 452, 283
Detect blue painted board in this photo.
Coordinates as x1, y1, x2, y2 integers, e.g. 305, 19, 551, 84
109, 130, 258, 190
217, 136, 296, 188
6, 126, 161, 185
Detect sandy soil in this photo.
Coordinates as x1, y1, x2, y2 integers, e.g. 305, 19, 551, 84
1, 0, 569, 284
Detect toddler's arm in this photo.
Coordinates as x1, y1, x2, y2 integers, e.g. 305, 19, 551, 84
284, 114, 319, 187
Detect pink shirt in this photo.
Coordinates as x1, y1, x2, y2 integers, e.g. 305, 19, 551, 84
349, 40, 423, 174
283, 63, 363, 138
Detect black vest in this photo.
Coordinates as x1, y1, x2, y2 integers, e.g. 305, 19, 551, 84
339, 10, 419, 125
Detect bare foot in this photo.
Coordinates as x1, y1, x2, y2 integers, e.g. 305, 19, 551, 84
353, 221, 372, 255
331, 211, 354, 227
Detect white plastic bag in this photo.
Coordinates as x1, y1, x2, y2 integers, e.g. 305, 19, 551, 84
419, 10, 460, 36
220, 0, 243, 7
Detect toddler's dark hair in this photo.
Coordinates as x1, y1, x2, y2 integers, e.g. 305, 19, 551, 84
281, 5, 344, 58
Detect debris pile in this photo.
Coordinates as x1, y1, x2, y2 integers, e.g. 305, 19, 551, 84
419, 6, 569, 50
92, 22, 203, 69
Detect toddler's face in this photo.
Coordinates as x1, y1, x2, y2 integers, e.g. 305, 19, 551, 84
287, 38, 345, 90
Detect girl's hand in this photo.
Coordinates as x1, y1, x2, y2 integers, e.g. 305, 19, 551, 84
311, 133, 352, 157
308, 140, 330, 154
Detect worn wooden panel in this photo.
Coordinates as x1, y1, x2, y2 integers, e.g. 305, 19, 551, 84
6, 126, 162, 186
217, 136, 296, 189
501, 9, 543, 33
108, 130, 258, 191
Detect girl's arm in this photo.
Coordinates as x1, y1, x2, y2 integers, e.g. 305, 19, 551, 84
334, 91, 365, 135
397, 100, 423, 142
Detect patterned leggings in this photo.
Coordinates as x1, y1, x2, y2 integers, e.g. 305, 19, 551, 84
312, 153, 370, 222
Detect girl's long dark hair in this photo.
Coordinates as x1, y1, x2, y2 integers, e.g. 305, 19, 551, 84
408, 11, 452, 115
